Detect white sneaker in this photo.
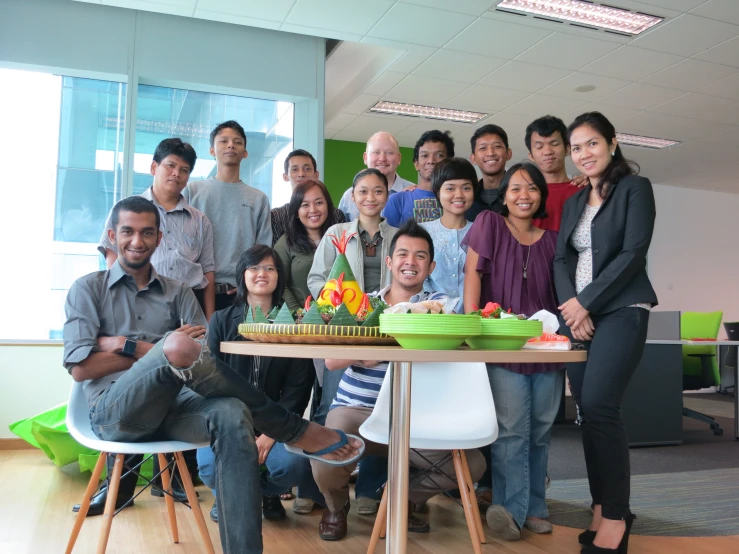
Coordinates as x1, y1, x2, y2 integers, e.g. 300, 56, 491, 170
486, 505, 521, 541
293, 498, 316, 514
356, 496, 380, 515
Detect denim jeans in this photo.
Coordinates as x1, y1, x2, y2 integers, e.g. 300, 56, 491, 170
486, 366, 564, 528
311, 363, 345, 426
196, 442, 325, 505
89, 334, 308, 554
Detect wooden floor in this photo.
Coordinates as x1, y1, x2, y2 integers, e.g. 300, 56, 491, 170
2, 449, 738, 554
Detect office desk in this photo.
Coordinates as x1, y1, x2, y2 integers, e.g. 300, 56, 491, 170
646, 340, 739, 440
221, 341, 586, 554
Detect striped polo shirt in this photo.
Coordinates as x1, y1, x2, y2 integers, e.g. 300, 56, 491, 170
330, 285, 452, 410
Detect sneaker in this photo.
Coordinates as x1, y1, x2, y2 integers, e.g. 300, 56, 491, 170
209, 500, 218, 523
524, 517, 553, 534
486, 505, 521, 541
356, 496, 380, 515
293, 497, 317, 514
262, 494, 287, 521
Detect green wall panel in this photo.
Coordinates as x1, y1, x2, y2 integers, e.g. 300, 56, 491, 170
323, 139, 418, 204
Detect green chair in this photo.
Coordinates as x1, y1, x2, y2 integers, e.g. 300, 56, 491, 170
681, 311, 724, 435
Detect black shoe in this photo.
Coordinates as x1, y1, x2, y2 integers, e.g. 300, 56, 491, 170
579, 529, 597, 545
72, 483, 135, 517
580, 515, 636, 554
150, 476, 199, 502
262, 495, 287, 521
210, 500, 218, 523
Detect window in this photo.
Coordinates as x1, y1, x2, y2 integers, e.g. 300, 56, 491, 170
0, 68, 126, 340
133, 85, 294, 207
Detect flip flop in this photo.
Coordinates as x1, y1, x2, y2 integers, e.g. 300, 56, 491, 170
285, 429, 365, 466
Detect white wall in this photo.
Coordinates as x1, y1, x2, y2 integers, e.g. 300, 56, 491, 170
650, 184, 739, 336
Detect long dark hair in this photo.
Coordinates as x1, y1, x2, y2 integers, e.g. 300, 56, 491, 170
286, 180, 336, 254
498, 162, 549, 220
568, 111, 639, 198
235, 245, 285, 308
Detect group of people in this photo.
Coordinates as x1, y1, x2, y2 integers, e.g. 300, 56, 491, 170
63, 111, 657, 554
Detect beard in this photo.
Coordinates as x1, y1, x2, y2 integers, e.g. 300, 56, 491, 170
120, 253, 152, 270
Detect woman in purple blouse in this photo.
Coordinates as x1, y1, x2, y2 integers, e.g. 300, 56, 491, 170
463, 162, 562, 541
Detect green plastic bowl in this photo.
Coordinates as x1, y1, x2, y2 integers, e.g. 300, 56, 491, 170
391, 334, 469, 350
466, 333, 541, 350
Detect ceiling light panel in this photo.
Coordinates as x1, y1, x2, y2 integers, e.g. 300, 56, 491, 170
496, 0, 664, 36
616, 132, 680, 149
369, 101, 488, 124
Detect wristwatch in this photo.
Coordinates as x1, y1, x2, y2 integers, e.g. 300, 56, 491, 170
122, 338, 138, 357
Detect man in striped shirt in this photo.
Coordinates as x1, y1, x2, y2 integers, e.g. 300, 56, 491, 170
309, 220, 486, 541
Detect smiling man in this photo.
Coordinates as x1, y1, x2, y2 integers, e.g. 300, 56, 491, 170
310, 219, 485, 541
382, 130, 455, 227
466, 124, 513, 222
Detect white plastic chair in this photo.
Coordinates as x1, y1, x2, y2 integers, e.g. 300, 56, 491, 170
359, 362, 498, 554
65, 381, 215, 554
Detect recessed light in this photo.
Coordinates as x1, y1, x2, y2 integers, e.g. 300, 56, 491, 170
369, 101, 488, 124
496, 0, 664, 35
574, 84, 596, 93
616, 132, 680, 150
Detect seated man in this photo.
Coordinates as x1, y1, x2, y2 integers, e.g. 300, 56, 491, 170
64, 196, 361, 554
311, 219, 486, 541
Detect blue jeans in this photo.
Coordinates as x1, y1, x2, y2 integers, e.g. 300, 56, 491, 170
312, 362, 344, 426
486, 366, 564, 528
89, 335, 308, 554
197, 442, 325, 505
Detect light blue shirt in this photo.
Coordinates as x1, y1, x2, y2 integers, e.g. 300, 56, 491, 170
420, 218, 472, 313
338, 173, 414, 221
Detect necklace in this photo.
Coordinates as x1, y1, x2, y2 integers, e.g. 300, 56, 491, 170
361, 232, 381, 257
506, 218, 534, 280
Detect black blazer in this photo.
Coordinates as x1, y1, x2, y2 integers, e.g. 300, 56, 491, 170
553, 174, 658, 315
208, 303, 314, 424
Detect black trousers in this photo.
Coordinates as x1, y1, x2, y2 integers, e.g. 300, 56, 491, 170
565, 307, 649, 520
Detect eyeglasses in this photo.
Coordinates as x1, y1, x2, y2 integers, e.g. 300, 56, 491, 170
246, 265, 277, 273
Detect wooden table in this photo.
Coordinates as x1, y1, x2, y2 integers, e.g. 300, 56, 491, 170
221, 342, 587, 554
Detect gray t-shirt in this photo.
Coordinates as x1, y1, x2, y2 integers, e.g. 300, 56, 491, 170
183, 178, 272, 286
358, 227, 383, 294
63, 261, 206, 404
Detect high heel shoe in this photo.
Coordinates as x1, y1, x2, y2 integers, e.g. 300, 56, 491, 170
580, 514, 636, 554
578, 529, 596, 545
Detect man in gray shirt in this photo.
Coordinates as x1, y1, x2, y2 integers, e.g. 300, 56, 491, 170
183, 121, 272, 310
64, 196, 361, 554
98, 138, 216, 320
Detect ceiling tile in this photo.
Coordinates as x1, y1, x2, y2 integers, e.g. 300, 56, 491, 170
394, 120, 475, 151
342, 94, 381, 115
564, 103, 642, 123
581, 46, 683, 82
193, 9, 281, 29
325, 128, 341, 139
279, 23, 363, 42
650, 92, 736, 117
333, 128, 377, 143
629, 14, 738, 57
599, 83, 686, 110
637, 0, 708, 10
695, 104, 739, 125
445, 18, 551, 59
367, 4, 475, 48
699, 73, 739, 101
619, 112, 703, 142
336, 113, 416, 138
361, 37, 437, 73
641, 58, 738, 92
413, 50, 507, 84
364, 72, 407, 96
385, 75, 470, 104
694, 36, 739, 68
540, 73, 631, 101
447, 85, 529, 112
504, 94, 588, 119
103, 0, 194, 16
194, 0, 293, 20
399, 0, 495, 17
690, 0, 739, 26
326, 112, 358, 130
515, 33, 620, 71
477, 112, 534, 146
480, 61, 570, 93
285, 0, 393, 36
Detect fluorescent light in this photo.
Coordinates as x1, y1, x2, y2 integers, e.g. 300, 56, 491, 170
616, 133, 680, 150
496, 0, 663, 35
369, 101, 488, 124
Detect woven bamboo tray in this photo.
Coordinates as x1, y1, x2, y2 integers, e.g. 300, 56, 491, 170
238, 323, 398, 345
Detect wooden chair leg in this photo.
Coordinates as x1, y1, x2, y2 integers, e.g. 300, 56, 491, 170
96, 453, 124, 554
174, 452, 216, 554
452, 450, 482, 554
459, 450, 485, 544
158, 454, 179, 543
367, 484, 388, 554
65, 451, 108, 554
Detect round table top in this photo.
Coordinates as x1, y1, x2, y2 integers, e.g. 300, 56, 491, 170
221, 341, 587, 363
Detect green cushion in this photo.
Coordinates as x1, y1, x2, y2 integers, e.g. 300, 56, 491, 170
681, 311, 723, 386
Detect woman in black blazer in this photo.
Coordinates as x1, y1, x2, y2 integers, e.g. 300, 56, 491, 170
554, 112, 658, 554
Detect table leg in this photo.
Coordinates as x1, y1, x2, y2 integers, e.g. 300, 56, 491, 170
387, 361, 412, 554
